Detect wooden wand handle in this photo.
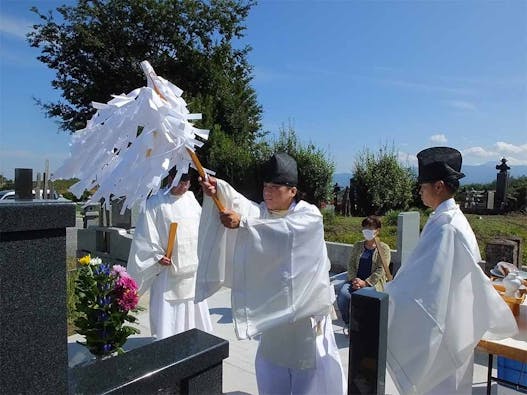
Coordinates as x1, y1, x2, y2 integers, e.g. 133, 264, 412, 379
186, 147, 225, 212
165, 222, 178, 260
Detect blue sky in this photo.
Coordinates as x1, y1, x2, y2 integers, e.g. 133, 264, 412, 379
1, 0, 526, 179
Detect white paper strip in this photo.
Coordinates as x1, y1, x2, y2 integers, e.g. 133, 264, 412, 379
53, 61, 209, 213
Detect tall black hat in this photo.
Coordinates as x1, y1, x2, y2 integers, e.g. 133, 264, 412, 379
168, 166, 190, 181
262, 153, 298, 187
417, 147, 465, 183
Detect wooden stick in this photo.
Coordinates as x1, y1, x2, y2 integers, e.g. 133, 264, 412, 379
185, 147, 225, 212
375, 236, 393, 281
165, 222, 178, 260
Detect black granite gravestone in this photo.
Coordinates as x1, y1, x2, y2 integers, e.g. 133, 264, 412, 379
69, 329, 228, 394
348, 287, 389, 395
495, 158, 510, 210
14, 168, 33, 200
0, 200, 75, 393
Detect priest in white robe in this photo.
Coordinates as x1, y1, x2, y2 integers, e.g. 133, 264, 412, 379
385, 147, 518, 395
127, 171, 213, 339
196, 153, 346, 395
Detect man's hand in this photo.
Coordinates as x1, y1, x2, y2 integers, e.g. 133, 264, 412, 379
220, 209, 241, 229
159, 256, 171, 266
199, 175, 217, 197
351, 278, 367, 290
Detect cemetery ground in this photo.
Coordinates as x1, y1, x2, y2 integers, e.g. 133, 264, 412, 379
63, 211, 525, 394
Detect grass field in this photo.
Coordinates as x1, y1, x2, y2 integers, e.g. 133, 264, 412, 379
323, 211, 527, 264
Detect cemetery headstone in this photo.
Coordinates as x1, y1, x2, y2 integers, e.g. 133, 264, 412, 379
14, 168, 33, 200
495, 158, 510, 211
486, 238, 520, 269
0, 198, 75, 393
349, 287, 389, 395
394, 211, 420, 275
110, 196, 132, 229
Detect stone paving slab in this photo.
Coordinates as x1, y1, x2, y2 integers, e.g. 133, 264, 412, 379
68, 287, 509, 394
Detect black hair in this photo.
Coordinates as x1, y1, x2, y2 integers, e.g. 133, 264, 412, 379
361, 215, 382, 229
442, 177, 460, 194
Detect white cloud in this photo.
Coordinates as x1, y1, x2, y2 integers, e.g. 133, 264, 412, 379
0, 14, 33, 39
495, 142, 527, 155
445, 100, 477, 111
462, 142, 527, 165
394, 141, 527, 170
430, 134, 447, 145
397, 151, 417, 167
462, 146, 494, 158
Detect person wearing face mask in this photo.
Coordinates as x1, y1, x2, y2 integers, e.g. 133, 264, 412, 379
336, 215, 391, 332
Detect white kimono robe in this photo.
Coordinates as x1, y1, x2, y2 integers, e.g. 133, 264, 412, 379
385, 198, 518, 394
196, 179, 346, 394
127, 190, 212, 339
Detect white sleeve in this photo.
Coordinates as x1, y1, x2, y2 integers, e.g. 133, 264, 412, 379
195, 179, 259, 302
126, 198, 164, 295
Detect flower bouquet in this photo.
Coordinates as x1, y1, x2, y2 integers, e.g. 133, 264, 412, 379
74, 255, 143, 357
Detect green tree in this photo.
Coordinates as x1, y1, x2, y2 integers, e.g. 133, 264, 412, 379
353, 145, 415, 215
508, 176, 527, 211
270, 126, 335, 206
0, 175, 14, 190
28, 0, 261, 190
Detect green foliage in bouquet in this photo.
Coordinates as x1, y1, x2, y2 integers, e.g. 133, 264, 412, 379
74, 255, 143, 357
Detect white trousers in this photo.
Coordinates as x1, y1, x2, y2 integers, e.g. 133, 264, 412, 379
149, 270, 213, 340
255, 316, 346, 395
385, 353, 474, 395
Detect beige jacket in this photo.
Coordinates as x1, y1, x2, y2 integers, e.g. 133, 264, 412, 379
347, 240, 391, 291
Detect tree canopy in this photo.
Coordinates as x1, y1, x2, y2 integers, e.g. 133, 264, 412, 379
28, 0, 261, 188
352, 144, 415, 215
269, 126, 335, 206
28, 0, 337, 205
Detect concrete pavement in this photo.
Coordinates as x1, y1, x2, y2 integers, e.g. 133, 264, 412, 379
67, 286, 510, 394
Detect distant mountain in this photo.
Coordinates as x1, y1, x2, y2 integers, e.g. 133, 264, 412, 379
333, 162, 527, 187
461, 163, 527, 185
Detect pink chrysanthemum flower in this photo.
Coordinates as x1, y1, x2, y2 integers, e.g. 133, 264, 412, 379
116, 275, 138, 291
111, 265, 130, 277
118, 289, 139, 311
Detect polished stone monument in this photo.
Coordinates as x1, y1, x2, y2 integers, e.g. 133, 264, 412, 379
349, 287, 389, 395
495, 157, 510, 211
0, 193, 75, 393
69, 329, 228, 394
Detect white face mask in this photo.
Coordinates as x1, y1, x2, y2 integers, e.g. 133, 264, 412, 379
362, 229, 376, 241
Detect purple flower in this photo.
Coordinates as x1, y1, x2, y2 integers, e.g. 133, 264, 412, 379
111, 265, 128, 276
94, 263, 111, 276
98, 311, 109, 322
98, 296, 111, 306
